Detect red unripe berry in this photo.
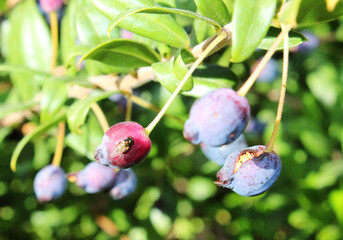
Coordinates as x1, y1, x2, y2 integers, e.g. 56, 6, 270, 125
94, 121, 151, 168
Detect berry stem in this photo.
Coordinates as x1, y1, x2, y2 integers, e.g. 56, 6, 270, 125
125, 95, 132, 121
49, 11, 59, 71
265, 25, 291, 153
51, 121, 65, 166
237, 26, 291, 97
91, 103, 110, 133
145, 30, 228, 135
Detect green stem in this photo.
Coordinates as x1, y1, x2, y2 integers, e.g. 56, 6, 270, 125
265, 25, 291, 152
145, 30, 228, 134
236, 26, 291, 97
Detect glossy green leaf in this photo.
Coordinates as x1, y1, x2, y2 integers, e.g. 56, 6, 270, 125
107, 6, 222, 39
258, 27, 308, 50
194, 0, 230, 25
80, 39, 160, 69
75, 0, 112, 46
40, 79, 70, 123
67, 91, 117, 134
182, 64, 237, 98
7, 0, 51, 101
231, 0, 276, 62
65, 112, 104, 160
152, 51, 193, 93
297, 0, 343, 27
91, 0, 190, 48
10, 112, 66, 171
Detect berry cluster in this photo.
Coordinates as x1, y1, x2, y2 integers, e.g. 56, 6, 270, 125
184, 88, 282, 197
33, 162, 137, 203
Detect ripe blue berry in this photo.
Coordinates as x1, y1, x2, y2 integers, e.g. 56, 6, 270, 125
33, 164, 67, 203
215, 145, 282, 197
95, 121, 151, 168
76, 162, 117, 193
109, 168, 137, 200
183, 88, 250, 147
200, 134, 248, 166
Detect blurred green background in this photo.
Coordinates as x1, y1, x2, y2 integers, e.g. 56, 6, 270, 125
1, 0, 343, 239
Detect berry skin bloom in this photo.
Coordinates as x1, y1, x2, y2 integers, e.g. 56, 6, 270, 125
183, 88, 250, 147
215, 145, 282, 197
95, 121, 151, 169
109, 168, 137, 200
40, 0, 64, 13
33, 164, 67, 203
76, 162, 117, 193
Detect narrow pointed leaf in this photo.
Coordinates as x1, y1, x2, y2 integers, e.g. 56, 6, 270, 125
194, 0, 230, 25
67, 91, 118, 134
258, 27, 308, 50
80, 39, 160, 69
10, 112, 66, 172
231, 0, 276, 62
91, 0, 189, 48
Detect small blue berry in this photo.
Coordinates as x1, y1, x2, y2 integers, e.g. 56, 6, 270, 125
76, 162, 117, 193
215, 145, 282, 197
33, 164, 67, 203
109, 168, 137, 200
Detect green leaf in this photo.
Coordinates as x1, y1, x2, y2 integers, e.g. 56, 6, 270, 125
0, 101, 38, 120
194, 0, 230, 25
65, 112, 104, 160
0, 64, 51, 76
40, 79, 70, 123
182, 64, 238, 98
80, 39, 161, 69
91, 0, 190, 48
107, 6, 222, 41
297, 0, 343, 27
61, 0, 78, 65
75, 0, 116, 46
258, 27, 308, 50
7, 0, 51, 101
278, 0, 302, 27
10, 112, 66, 172
67, 91, 117, 134
231, 0, 277, 62
192, 17, 216, 43
152, 51, 194, 93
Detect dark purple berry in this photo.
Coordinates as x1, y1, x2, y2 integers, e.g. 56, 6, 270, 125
215, 145, 282, 197
200, 134, 248, 166
33, 164, 67, 203
109, 168, 137, 200
184, 88, 250, 146
40, 0, 63, 13
95, 121, 151, 168
76, 162, 117, 193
